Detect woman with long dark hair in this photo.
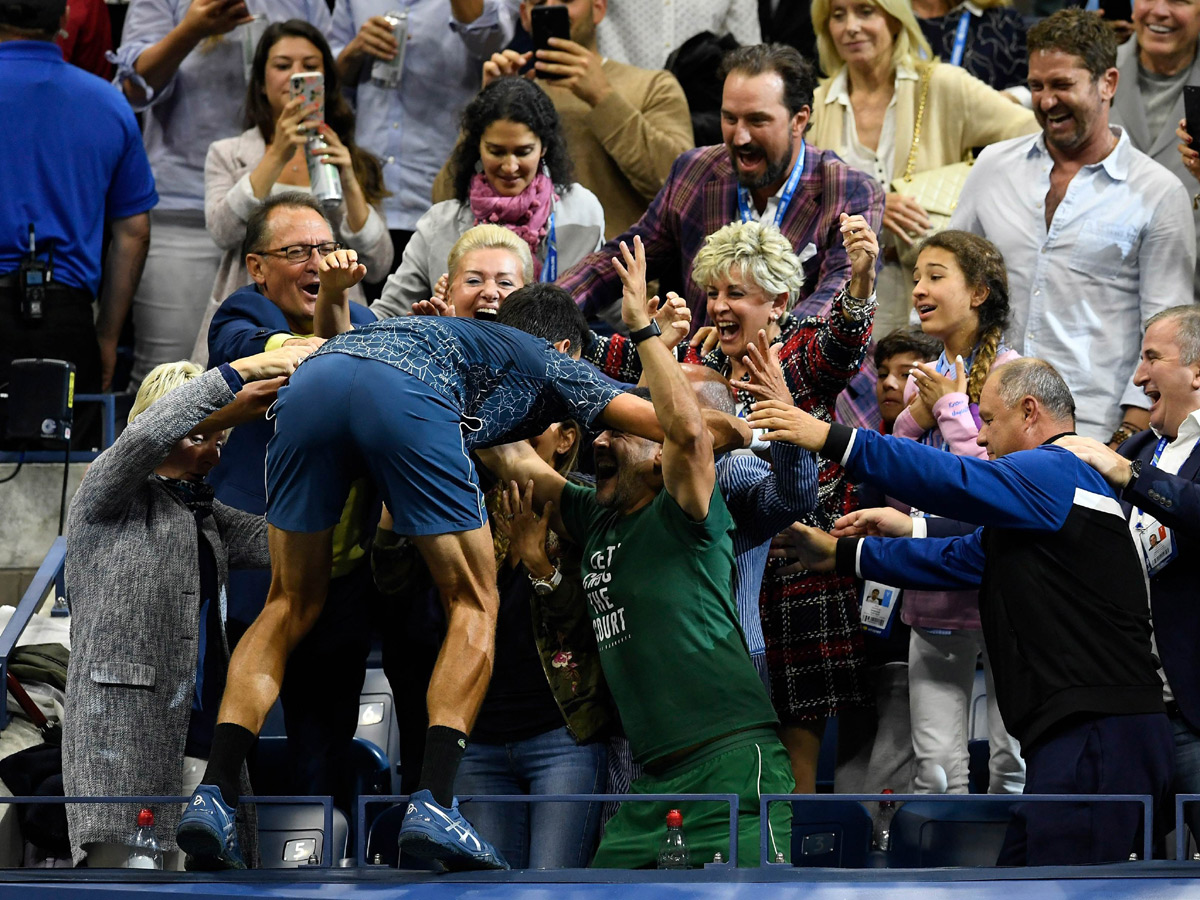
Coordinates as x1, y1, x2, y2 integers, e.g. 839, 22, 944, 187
373, 76, 605, 322
194, 19, 393, 362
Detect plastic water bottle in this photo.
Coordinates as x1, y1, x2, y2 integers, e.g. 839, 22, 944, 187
127, 808, 162, 869
872, 789, 896, 851
657, 808, 690, 869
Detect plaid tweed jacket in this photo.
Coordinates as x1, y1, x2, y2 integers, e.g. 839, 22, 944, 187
557, 143, 885, 329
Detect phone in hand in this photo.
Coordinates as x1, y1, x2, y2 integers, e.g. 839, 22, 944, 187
289, 71, 325, 122
530, 5, 571, 80
1185, 85, 1200, 145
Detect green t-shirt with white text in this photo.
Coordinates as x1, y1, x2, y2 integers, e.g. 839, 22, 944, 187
559, 482, 779, 766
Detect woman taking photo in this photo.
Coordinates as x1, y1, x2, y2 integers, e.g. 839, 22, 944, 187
806, 0, 1035, 335
196, 19, 393, 361
372, 77, 604, 323
112, 0, 331, 387
62, 346, 306, 869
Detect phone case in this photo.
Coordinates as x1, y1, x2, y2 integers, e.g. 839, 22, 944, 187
289, 71, 325, 122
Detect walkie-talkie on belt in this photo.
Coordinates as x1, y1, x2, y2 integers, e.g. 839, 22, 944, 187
19, 223, 52, 324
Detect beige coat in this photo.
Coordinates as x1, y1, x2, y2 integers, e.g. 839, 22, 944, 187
809, 61, 1037, 333
809, 60, 1038, 183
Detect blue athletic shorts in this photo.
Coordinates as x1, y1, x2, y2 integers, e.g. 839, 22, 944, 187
265, 353, 487, 536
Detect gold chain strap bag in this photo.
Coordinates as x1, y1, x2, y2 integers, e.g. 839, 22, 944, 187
890, 61, 973, 270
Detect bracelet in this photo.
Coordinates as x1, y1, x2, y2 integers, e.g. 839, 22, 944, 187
1109, 423, 1139, 446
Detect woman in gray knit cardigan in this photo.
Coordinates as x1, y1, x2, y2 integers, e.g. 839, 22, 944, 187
62, 347, 306, 869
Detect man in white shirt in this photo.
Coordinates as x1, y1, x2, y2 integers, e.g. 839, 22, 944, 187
595, 0, 760, 70
949, 8, 1196, 444
1059, 304, 1200, 847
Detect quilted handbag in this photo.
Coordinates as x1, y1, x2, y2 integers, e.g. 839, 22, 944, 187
890, 62, 973, 270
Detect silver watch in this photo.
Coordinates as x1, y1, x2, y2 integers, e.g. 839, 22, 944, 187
529, 566, 562, 596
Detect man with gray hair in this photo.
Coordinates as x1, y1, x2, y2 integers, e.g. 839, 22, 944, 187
745, 357, 1172, 865
1058, 304, 1200, 846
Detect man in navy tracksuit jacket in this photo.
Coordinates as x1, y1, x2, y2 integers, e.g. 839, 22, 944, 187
749, 358, 1172, 866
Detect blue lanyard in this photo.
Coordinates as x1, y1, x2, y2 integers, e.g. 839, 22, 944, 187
541, 209, 557, 282
949, 10, 970, 67
1134, 437, 1169, 531
737, 140, 806, 228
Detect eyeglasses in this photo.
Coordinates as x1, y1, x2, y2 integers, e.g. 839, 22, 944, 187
253, 241, 344, 262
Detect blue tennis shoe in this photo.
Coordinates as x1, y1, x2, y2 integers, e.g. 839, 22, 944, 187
176, 783, 246, 870
397, 789, 509, 871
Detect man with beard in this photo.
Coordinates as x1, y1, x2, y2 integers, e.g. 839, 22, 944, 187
557, 42, 884, 327
479, 239, 795, 867
949, 8, 1195, 447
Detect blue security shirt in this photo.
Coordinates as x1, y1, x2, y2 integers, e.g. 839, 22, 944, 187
308, 317, 624, 446
0, 41, 157, 293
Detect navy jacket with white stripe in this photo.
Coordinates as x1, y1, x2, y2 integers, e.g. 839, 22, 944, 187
826, 424, 1165, 748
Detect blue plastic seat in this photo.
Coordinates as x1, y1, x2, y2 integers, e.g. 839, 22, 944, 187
791, 799, 872, 868
887, 799, 1016, 867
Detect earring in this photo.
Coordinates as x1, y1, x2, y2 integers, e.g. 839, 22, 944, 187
541, 158, 550, 179
769, 312, 780, 322
474, 159, 484, 174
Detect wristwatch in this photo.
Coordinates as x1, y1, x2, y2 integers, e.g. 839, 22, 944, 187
629, 320, 662, 344
528, 566, 562, 596
1126, 458, 1142, 489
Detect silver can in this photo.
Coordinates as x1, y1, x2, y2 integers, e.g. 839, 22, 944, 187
305, 135, 343, 208
371, 11, 408, 89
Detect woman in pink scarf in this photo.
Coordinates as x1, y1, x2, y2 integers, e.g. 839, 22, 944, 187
372, 77, 605, 324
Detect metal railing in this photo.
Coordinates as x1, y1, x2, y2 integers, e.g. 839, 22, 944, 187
0, 536, 66, 731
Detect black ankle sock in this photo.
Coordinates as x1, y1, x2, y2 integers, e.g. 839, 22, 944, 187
418, 726, 468, 808
204, 723, 257, 808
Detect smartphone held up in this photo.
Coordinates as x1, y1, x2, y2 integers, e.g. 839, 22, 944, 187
289, 71, 342, 208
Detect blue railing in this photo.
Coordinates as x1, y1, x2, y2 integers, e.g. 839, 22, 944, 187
0, 789, 1183, 869
355, 793, 740, 868
0, 536, 67, 731
759, 792, 1156, 866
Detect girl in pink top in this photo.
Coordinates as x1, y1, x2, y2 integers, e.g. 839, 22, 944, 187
891, 230, 1025, 795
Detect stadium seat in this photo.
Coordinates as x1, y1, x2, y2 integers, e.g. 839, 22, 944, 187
356, 668, 402, 794
967, 739, 990, 795
250, 735, 391, 800
816, 716, 838, 793
887, 799, 1015, 867
256, 803, 349, 868
791, 799, 872, 868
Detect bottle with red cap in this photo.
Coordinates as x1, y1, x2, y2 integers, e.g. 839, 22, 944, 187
126, 808, 163, 869
872, 789, 897, 851
657, 808, 691, 869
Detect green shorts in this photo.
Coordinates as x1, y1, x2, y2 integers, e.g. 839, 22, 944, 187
591, 728, 793, 868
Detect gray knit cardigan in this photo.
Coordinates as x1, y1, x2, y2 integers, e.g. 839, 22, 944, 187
62, 368, 267, 864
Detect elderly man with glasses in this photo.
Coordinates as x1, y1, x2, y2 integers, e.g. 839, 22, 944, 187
201, 191, 380, 825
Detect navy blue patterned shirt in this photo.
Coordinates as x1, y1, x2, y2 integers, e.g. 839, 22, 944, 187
307, 317, 623, 447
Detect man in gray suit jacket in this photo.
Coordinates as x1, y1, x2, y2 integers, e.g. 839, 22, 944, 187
1109, 0, 1200, 297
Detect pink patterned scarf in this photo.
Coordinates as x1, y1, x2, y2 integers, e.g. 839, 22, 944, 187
468, 171, 557, 279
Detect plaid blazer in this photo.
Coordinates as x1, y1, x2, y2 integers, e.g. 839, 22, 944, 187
557, 143, 885, 330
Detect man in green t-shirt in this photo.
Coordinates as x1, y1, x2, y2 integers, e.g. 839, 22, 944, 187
479, 237, 792, 868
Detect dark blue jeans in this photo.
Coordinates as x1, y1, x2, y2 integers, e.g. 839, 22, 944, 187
457, 727, 607, 869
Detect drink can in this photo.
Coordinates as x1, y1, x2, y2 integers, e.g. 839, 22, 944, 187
305, 136, 343, 208
371, 11, 408, 89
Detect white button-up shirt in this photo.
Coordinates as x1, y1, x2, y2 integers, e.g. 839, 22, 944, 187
822, 65, 920, 188
950, 126, 1196, 440
595, 0, 761, 70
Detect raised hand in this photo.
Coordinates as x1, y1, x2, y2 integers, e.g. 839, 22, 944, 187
500, 479, 555, 575
840, 213, 879, 300
652, 291, 691, 350
1054, 434, 1136, 489
318, 247, 367, 294
348, 15, 399, 62
738, 329, 792, 406
534, 37, 612, 106
411, 295, 454, 317
482, 49, 531, 87
181, 0, 253, 39
689, 325, 720, 357
911, 357, 966, 408
611, 236, 652, 330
